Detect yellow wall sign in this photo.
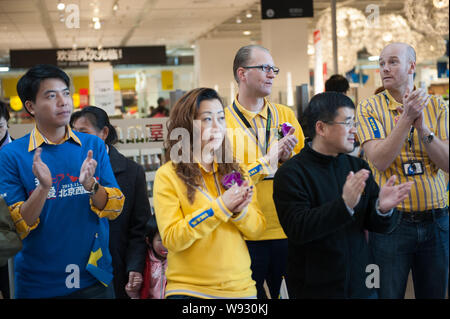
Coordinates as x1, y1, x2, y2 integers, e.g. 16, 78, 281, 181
161, 70, 174, 91
10, 96, 23, 111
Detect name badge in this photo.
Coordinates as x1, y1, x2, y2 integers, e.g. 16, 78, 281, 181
402, 160, 424, 176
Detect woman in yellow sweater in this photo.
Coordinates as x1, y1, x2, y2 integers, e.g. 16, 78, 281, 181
153, 88, 266, 299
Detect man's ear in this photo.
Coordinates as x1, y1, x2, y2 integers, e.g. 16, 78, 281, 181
24, 100, 35, 117
236, 67, 247, 83
408, 60, 416, 75
315, 121, 327, 137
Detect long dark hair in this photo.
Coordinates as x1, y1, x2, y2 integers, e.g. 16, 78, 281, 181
70, 106, 118, 145
165, 88, 242, 203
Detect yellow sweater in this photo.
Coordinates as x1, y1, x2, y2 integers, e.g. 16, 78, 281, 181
153, 161, 266, 299
225, 97, 305, 240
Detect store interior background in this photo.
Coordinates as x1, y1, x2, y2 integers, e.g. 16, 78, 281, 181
0, 0, 448, 122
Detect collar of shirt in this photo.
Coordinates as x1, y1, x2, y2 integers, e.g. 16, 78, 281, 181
384, 89, 404, 111
28, 125, 82, 152
234, 95, 270, 120
195, 159, 219, 175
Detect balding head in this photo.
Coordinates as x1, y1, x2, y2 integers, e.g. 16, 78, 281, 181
381, 42, 416, 63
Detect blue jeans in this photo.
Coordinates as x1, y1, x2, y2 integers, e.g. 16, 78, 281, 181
369, 208, 449, 299
246, 239, 288, 299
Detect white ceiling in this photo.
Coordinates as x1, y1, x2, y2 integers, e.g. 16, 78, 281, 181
0, 0, 430, 64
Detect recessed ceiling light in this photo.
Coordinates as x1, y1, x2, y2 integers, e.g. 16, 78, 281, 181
243, 30, 251, 35
57, 1, 65, 10
246, 11, 252, 18
236, 17, 242, 24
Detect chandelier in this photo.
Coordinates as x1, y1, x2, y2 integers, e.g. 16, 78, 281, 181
404, 0, 449, 36
411, 32, 447, 63
363, 14, 415, 57
316, 7, 367, 73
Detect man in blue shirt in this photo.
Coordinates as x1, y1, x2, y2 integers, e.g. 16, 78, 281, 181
0, 64, 125, 298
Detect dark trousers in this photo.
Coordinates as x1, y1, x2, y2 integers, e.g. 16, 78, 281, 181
53, 281, 115, 299
246, 239, 288, 299
0, 264, 10, 299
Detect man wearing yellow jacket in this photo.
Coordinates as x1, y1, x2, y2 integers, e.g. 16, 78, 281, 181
154, 88, 266, 299
225, 45, 305, 299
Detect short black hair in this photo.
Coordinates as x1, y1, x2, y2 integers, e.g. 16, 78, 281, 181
303, 92, 355, 139
16, 64, 71, 116
325, 74, 350, 93
70, 106, 118, 146
144, 214, 159, 244
0, 100, 10, 122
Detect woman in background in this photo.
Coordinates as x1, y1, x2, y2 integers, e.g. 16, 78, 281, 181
70, 106, 151, 299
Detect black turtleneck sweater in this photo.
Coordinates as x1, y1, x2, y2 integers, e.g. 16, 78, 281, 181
273, 142, 398, 299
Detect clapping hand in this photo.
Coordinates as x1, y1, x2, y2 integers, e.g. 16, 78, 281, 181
32, 148, 52, 189
79, 150, 97, 191
342, 169, 371, 209
378, 175, 413, 213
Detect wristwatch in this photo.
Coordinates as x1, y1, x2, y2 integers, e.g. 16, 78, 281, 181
422, 132, 434, 144
88, 177, 100, 196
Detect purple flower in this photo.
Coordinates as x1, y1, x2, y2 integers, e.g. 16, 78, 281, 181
222, 171, 244, 189
278, 122, 294, 139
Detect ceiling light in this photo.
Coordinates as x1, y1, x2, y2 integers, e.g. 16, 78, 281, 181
0, 67, 9, 72
433, 0, 448, 8
113, 2, 119, 11
368, 55, 379, 61
57, 1, 65, 11
246, 11, 252, 18
243, 30, 251, 35
94, 20, 101, 29
236, 17, 242, 24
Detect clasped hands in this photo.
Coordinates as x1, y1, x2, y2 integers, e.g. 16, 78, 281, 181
221, 181, 254, 214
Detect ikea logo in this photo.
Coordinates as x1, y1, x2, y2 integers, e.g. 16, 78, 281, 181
189, 209, 214, 228
368, 117, 381, 138
249, 164, 262, 176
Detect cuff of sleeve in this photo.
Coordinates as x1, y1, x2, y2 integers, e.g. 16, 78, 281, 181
375, 199, 394, 217
212, 197, 233, 222
90, 186, 125, 220
231, 207, 248, 222
344, 202, 355, 216
9, 202, 39, 240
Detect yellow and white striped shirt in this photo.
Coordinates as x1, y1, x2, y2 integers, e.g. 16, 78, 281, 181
356, 90, 448, 212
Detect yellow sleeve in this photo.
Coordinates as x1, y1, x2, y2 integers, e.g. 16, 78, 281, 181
230, 169, 266, 240
89, 186, 124, 220
153, 168, 233, 253
356, 99, 386, 145
9, 202, 39, 240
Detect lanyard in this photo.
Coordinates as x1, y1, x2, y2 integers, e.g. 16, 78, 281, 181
383, 92, 415, 152
232, 101, 272, 154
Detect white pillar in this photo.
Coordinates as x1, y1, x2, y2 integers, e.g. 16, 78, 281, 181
194, 38, 249, 105
261, 18, 310, 105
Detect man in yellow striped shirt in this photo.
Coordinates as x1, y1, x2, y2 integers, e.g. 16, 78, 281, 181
225, 45, 305, 299
357, 43, 449, 299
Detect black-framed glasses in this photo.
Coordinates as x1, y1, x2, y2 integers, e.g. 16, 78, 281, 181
325, 119, 359, 128
242, 64, 280, 75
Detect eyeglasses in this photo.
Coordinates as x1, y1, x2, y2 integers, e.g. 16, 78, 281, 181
325, 119, 359, 128
242, 64, 280, 75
